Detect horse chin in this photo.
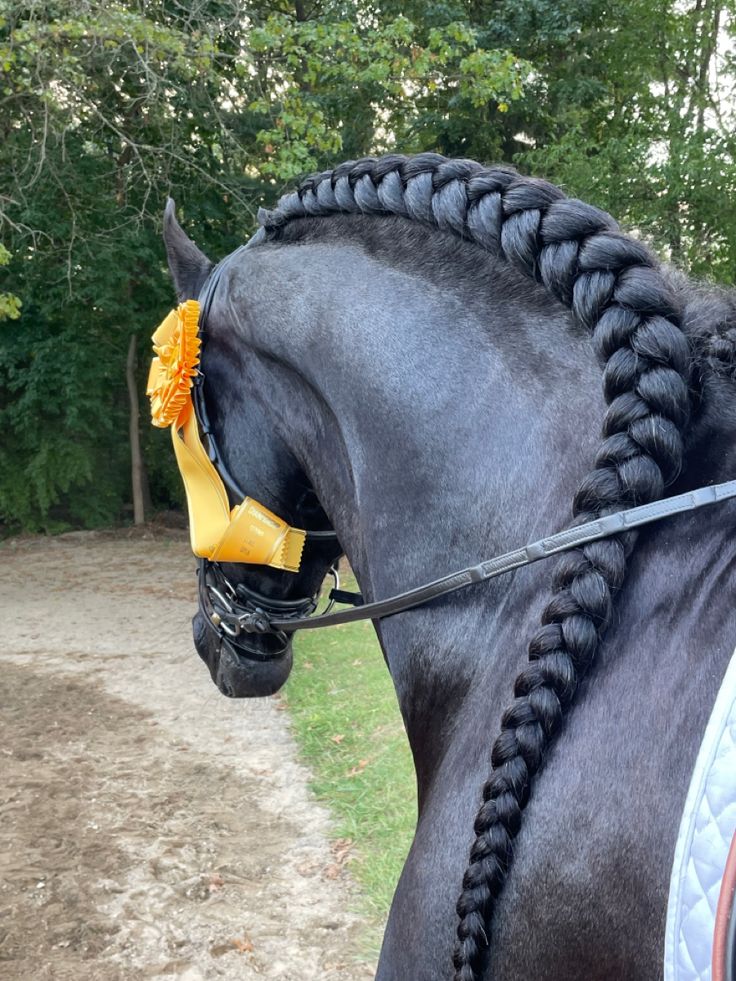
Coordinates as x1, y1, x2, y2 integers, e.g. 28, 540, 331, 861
192, 612, 294, 698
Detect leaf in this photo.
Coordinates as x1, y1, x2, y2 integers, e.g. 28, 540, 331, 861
346, 759, 368, 777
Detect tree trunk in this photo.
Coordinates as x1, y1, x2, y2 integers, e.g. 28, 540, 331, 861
126, 333, 146, 525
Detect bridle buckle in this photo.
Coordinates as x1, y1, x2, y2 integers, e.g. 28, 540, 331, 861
198, 558, 322, 661
239, 609, 271, 634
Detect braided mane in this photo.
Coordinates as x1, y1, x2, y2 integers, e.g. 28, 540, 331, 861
257, 153, 695, 981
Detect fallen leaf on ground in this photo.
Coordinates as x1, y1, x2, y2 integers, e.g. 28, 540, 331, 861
296, 860, 319, 876
330, 734, 345, 744
323, 839, 353, 881
331, 838, 354, 865
346, 759, 368, 777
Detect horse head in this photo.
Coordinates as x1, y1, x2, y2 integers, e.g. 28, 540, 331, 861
162, 201, 342, 698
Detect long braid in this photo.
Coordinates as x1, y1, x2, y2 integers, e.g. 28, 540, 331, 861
258, 155, 694, 980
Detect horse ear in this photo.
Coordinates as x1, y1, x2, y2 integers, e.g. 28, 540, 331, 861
163, 198, 213, 301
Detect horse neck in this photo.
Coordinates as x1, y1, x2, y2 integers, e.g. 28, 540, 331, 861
233, 224, 610, 796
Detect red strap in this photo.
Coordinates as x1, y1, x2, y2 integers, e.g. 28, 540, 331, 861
713, 829, 736, 981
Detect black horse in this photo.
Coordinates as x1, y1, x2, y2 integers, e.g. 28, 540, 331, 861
162, 155, 736, 981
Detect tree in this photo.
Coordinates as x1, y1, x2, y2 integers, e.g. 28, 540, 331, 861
0, 0, 526, 532
2, 0, 735, 534
244, 10, 529, 181
467, 0, 736, 280
0, 246, 21, 321
0, 0, 258, 531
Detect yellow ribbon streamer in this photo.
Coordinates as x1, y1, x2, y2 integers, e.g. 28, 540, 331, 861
147, 302, 306, 573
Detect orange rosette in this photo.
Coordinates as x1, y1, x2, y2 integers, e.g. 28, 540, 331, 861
147, 300, 201, 429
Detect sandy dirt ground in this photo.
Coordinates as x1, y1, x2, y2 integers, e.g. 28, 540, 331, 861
0, 531, 375, 981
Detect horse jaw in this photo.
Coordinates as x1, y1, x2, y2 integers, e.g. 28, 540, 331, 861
163, 198, 213, 302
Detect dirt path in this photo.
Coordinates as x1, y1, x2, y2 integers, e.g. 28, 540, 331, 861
0, 532, 375, 980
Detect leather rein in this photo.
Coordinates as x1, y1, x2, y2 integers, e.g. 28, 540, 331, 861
195, 258, 736, 662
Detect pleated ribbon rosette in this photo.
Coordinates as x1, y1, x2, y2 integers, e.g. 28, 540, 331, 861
147, 301, 305, 572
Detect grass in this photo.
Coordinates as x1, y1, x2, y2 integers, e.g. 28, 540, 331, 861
282, 575, 416, 954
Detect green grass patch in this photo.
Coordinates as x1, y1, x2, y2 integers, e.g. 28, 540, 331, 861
283, 578, 416, 954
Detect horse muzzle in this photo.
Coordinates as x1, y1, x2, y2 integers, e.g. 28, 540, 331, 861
192, 608, 294, 697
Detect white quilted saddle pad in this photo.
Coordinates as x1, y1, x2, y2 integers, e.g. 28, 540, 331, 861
664, 646, 736, 981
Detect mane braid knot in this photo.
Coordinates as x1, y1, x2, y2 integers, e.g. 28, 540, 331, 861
258, 154, 694, 981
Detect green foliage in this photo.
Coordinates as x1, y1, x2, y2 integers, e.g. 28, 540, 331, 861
0, 0, 256, 533
247, 12, 528, 180
0, 306, 124, 531
479, 0, 736, 279
1, 0, 735, 533
0, 245, 21, 321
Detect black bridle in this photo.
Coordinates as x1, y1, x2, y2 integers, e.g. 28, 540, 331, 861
194, 258, 736, 663
193, 258, 340, 662
197, 558, 319, 661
